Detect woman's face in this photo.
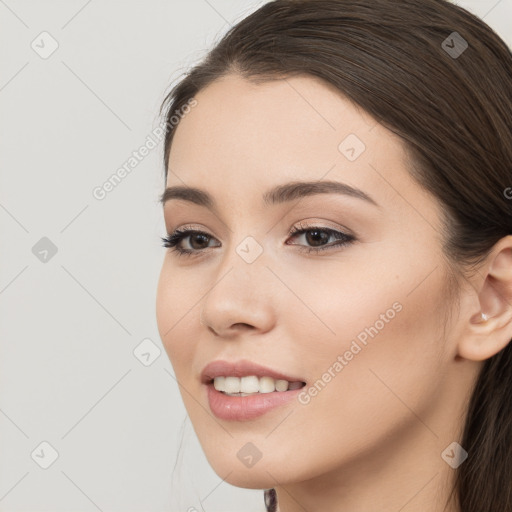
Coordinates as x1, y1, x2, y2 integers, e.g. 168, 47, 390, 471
156, 73, 469, 491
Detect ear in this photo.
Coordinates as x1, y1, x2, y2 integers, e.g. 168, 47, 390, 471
457, 235, 512, 362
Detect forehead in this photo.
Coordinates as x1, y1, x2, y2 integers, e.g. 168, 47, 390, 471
168, 73, 389, 171
165, 73, 434, 221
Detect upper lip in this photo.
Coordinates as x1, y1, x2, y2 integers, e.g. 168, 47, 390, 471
201, 359, 306, 384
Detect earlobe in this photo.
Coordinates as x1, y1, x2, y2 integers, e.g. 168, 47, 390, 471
458, 311, 510, 361
457, 236, 512, 362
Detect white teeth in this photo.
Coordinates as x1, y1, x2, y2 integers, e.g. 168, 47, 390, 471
224, 376, 240, 393
213, 375, 299, 394
259, 376, 275, 393
275, 379, 289, 392
213, 376, 225, 392
241, 376, 260, 393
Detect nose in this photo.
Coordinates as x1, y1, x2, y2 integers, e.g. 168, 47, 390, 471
199, 253, 278, 338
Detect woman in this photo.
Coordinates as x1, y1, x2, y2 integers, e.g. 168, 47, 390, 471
156, 0, 512, 510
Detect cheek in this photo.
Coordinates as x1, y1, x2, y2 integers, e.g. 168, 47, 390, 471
299, 254, 446, 397
262, 263, 448, 475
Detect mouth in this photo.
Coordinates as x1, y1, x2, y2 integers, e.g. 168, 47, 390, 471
205, 379, 307, 421
201, 359, 307, 420
207, 376, 306, 396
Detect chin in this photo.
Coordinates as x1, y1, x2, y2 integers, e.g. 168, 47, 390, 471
217, 468, 279, 490
203, 452, 290, 489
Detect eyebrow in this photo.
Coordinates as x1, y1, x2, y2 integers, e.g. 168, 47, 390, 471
160, 180, 380, 210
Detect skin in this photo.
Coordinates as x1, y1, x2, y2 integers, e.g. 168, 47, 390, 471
156, 74, 512, 512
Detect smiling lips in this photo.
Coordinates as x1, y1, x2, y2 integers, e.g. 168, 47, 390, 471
201, 359, 307, 421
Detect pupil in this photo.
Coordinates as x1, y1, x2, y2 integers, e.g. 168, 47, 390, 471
191, 234, 209, 249
306, 230, 328, 246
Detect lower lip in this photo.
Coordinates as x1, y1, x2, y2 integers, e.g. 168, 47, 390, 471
205, 383, 304, 421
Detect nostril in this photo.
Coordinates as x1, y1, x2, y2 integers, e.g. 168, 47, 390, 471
232, 323, 255, 330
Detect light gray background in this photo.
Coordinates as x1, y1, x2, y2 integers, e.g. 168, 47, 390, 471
0, 1, 510, 511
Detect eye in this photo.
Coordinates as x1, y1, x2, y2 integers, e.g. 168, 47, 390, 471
161, 226, 219, 257
161, 222, 356, 257
286, 222, 355, 254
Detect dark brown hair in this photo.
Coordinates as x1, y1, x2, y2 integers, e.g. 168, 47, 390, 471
159, 1, 512, 510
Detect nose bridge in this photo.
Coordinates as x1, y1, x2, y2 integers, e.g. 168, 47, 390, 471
209, 231, 270, 304
200, 230, 278, 334
217, 213, 273, 281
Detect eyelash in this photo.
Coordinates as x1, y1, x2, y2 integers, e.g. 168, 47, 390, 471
161, 222, 355, 257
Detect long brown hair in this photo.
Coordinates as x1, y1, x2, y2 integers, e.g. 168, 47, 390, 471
159, 1, 512, 510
